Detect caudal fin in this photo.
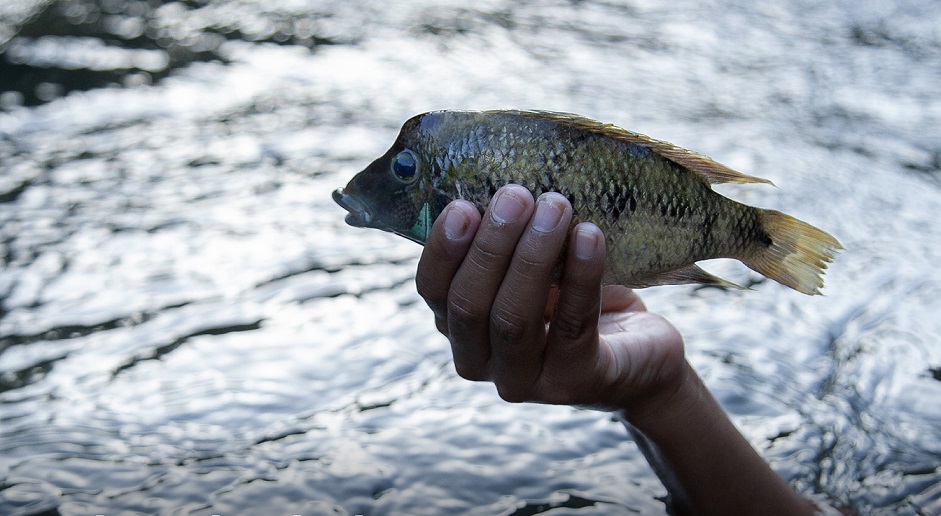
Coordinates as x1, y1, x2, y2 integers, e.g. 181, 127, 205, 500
741, 210, 843, 295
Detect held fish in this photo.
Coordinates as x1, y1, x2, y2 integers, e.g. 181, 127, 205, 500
333, 110, 842, 294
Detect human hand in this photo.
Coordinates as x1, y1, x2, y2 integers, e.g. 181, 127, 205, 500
416, 184, 688, 413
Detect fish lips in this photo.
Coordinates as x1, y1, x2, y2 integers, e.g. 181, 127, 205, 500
332, 188, 374, 228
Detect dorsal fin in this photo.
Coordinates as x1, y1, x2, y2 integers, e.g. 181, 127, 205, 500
500, 110, 775, 187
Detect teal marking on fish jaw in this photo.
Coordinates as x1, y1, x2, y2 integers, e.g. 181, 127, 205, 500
410, 203, 433, 243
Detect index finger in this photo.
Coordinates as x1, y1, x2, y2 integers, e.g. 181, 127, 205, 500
415, 200, 481, 322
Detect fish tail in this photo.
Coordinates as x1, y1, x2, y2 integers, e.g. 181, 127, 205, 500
742, 210, 843, 295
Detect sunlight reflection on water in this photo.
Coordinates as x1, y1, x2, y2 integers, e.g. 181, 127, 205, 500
1, 0, 940, 514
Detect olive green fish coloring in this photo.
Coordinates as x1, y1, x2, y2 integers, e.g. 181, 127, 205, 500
333, 110, 842, 295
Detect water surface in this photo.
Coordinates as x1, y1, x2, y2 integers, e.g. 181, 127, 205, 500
1, 1, 940, 514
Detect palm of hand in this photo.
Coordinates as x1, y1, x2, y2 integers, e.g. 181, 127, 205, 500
536, 286, 686, 411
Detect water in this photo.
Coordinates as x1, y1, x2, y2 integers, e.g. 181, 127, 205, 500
1, 0, 940, 514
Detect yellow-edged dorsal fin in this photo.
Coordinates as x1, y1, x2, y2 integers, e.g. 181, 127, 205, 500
502, 110, 775, 187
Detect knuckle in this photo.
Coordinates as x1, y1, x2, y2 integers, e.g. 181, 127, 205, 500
466, 239, 508, 274
447, 288, 489, 327
489, 309, 530, 344
516, 236, 561, 267
550, 304, 594, 343
510, 254, 552, 284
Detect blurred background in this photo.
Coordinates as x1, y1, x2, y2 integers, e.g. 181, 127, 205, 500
1, 0, 940, 514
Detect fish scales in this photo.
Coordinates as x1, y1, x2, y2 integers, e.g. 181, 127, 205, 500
415, 111, 759, 283
333, 110, 842, 294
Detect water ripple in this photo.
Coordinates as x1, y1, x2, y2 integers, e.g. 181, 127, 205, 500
2, 0, 941, 514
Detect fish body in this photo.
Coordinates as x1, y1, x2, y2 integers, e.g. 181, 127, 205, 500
333, 110, 841, 294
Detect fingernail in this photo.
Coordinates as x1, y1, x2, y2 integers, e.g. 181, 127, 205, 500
574, 224, 602, 260
491, 187, 527, 224
443, 205, 470, 240
532, 194, 564, 233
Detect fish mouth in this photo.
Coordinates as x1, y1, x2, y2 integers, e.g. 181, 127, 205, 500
332, 188, 375, 228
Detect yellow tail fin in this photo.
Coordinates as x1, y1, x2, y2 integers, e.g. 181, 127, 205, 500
742, 210, 843, 295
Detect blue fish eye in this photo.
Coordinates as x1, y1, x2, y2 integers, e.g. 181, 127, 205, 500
392, 150, 419, 183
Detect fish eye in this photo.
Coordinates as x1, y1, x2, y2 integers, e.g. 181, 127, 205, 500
391, 149, 419, 183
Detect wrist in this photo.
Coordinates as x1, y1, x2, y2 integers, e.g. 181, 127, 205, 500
617, 359, 704, 437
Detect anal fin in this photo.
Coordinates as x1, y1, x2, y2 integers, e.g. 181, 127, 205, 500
628, 264, 747, 290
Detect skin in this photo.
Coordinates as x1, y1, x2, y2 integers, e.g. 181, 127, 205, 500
415, 184, 819, 516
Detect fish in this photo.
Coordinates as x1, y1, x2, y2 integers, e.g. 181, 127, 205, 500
333, 110, 842, 295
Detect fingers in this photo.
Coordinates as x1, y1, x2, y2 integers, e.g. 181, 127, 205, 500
417, 185, 617, 406
416, 200, 481, 327
488, 192, 572, 400
544, 223, 607, 367
445, 185, 536, 380
416, 190, 675, 411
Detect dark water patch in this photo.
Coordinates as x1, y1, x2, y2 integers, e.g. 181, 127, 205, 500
300, 256, 417, 276
2, 0, 185, 106
849, 22, 941, 59
251, 427, 317, 447
17, 507, 61, 516
0, 308, 168, 353
186, 155, 222, 168
930, 367, 941, 382
902, 149, 941, 183
0, 0, 343, 107
356, 399, 394, 413
0, 301, 210, 392
0, 177, 31, 203
201, 23, 337, 48
507, 493, 609, 516
295, 275, 415, 304
255, 256, 414, 303
0, 355, 62, 394
417, 7, 517, 37
110, 319, 263, 377
851, 24, 902, 49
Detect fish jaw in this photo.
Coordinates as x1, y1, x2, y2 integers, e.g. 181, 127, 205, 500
332, 188, 375, 228
333, 187, 430, 245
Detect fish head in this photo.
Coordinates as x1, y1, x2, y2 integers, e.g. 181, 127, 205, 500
333, 114, 449, 245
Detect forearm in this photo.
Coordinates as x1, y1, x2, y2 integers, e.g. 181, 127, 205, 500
620, 360, 816, 516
